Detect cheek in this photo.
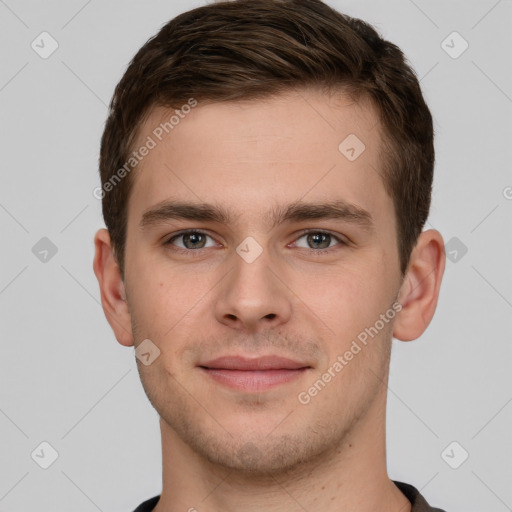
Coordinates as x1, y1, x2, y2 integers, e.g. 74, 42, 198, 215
300, 262, 390, 336
127, 242, 184, 302
126, 258, 219, 359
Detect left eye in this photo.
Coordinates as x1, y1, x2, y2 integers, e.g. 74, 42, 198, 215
293, 232, 343, 250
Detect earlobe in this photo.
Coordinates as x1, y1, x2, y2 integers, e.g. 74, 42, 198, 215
93, 228, 134, 347
393, 229, 446, 342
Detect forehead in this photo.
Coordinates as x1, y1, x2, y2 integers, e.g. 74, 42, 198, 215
127, 88, 392, 228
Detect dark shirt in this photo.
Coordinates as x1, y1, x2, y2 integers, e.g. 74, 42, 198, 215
132, 480, 446, 511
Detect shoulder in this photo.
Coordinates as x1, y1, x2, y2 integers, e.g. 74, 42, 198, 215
131, 495, 160, 512
393, 480, 447, 512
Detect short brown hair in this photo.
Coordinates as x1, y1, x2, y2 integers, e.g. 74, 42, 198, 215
99, 0, 434, 278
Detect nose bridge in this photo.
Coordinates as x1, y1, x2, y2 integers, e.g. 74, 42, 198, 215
214, 241, 292, 329
228, 242, 277, 304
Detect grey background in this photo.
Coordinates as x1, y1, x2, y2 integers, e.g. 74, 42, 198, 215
0, 0, 511, 511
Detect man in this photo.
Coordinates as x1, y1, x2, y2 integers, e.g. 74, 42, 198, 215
93, 0, 447, 510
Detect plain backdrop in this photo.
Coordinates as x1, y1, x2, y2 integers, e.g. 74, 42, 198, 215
0, 1, 511, 511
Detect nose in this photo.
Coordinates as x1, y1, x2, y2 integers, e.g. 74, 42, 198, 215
214, 248, 293, 333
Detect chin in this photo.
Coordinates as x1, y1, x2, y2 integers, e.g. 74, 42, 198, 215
182, 425, 338, 478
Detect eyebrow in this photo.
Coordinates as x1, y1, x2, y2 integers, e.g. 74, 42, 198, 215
139, 199, 374, 232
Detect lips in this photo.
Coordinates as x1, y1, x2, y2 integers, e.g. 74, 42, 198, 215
199, 355, 310, 392
200, 355, 309, 371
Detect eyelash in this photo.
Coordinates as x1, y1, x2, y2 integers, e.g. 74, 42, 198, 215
163, 229, 347, 255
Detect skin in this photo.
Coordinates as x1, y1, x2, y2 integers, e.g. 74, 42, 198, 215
94, 88, 445, 512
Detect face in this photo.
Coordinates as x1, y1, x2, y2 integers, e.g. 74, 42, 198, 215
122, 89, 403, 474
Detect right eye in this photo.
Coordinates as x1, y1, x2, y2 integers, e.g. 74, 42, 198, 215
164, 230, 218, 251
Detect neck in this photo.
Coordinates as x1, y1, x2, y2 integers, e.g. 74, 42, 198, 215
153, 385, 411, 512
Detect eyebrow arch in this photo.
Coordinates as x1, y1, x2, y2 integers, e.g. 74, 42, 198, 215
139, 199, 374, 232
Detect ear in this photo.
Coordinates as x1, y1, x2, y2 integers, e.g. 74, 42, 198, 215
393, 229, 446, 342
93, 228, 134, 347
